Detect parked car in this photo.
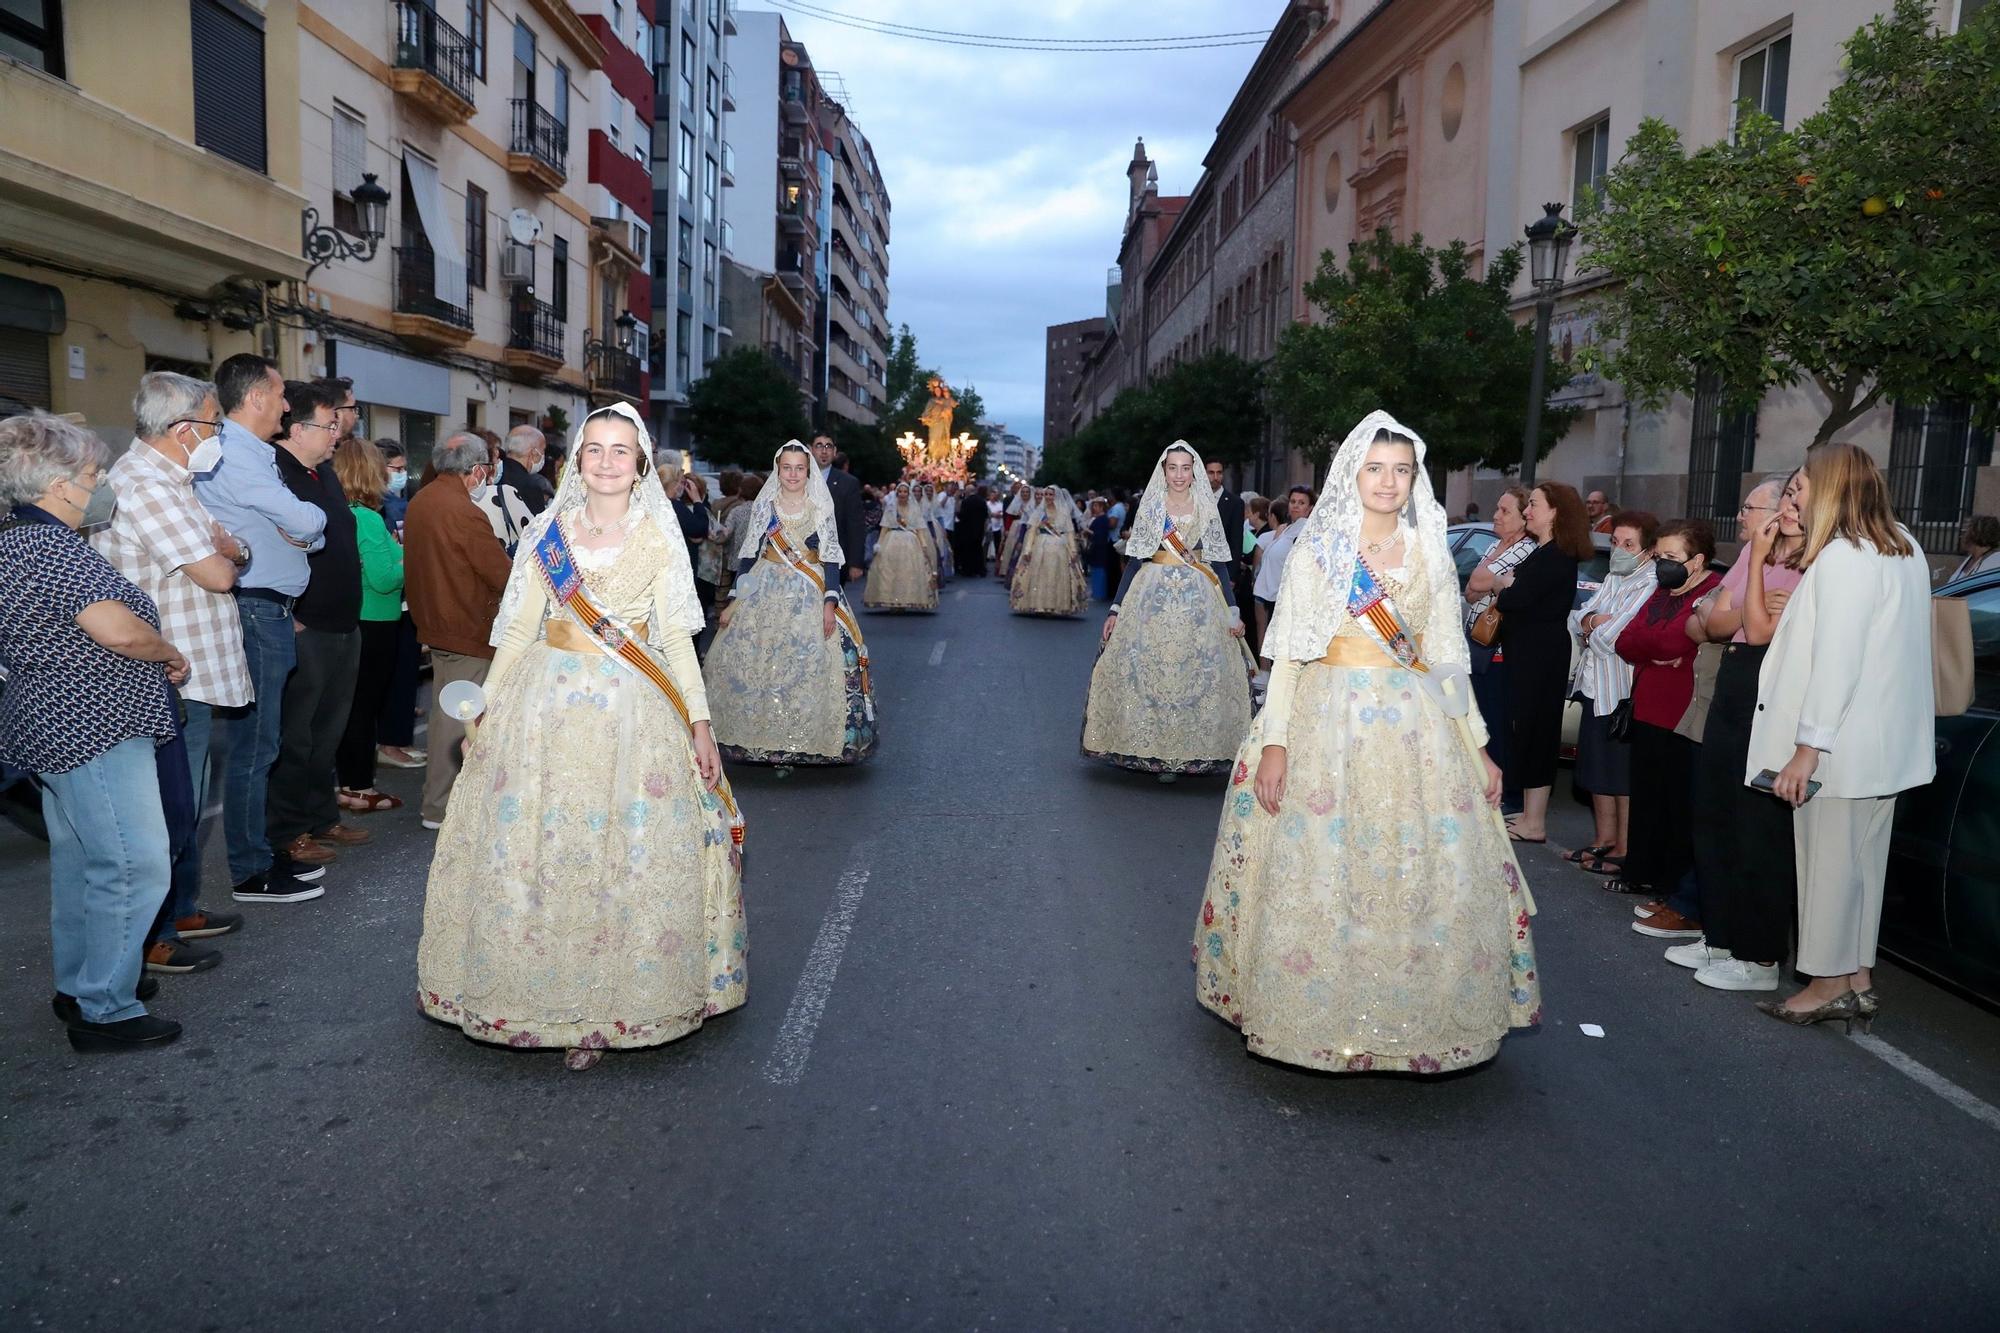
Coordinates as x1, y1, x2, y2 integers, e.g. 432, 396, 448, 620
1882, 566, 2000, 1009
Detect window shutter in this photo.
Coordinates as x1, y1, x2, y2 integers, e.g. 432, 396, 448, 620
190, 0, 268, 174
333, 107, 366, 196
0, 328, 53, 416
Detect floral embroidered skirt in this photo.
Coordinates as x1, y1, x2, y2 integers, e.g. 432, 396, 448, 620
1009, 532, 1088, 617
1193, 661, 1539, 1073
707, 564, 877, 766
996, 521, 1027, 581
1081, 562, 1252, 773
416, 642, 747, 1051
864, 528, 937, 612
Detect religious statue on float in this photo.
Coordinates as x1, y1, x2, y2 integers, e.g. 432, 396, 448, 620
896, 376, 980, 484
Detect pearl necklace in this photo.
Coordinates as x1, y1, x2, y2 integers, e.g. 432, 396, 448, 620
1361, 528, 1403, 557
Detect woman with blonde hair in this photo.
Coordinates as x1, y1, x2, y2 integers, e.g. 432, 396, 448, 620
1749, 442, 1932, 1030
332, 437, 406, 812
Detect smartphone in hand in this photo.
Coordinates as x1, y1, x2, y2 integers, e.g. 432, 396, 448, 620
1751, 768, 1821, 802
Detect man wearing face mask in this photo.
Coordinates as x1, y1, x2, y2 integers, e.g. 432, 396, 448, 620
376, 439, 410, 528
94, 372, 254, 969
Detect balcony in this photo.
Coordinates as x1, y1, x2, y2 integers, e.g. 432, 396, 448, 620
508, 100, 567, 191
782, 75, 810, 123
503, 295, 566, 380
722, 0, 738, 35
779, 138, 812, 180
719, 142, 735, 188
719, 220, 734, 257
391, 2, 475, 123
776, 249, 811, 293
391, 245, 473, 347
717, 298, 733, 335
777, 194, 813, 234
721, 64, 737, 111
588, 342, 644, 406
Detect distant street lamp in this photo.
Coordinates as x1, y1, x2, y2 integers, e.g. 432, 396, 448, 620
301, 172, 391, 278
1518, 201, 1578, 488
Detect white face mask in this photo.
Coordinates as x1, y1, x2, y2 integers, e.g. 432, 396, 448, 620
180, 423, 224, 475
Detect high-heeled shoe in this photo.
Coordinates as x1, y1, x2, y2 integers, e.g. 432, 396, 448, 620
1754, 990, 1859, 1032
1851, 988, 1879, 1034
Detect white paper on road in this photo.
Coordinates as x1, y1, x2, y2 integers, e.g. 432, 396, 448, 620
1579, 1023, 1606, 1038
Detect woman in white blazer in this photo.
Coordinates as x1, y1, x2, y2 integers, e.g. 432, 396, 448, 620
1747, 443, 1934, 1031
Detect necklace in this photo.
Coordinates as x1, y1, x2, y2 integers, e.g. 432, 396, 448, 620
1361, 528, 1402, 557
580, 504, 629, 537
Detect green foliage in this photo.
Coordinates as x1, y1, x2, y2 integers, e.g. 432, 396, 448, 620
1579, 0, 2000, 441
686, 346, 811, 468
542, 404, 569, 440
1037, 352, 1265, 490
1270, 229, 1573, 479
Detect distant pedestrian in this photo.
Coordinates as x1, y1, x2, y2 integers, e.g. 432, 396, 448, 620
1943, 513, 1999, 581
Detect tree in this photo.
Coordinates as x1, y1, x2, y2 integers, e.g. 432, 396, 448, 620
1270, 229, 1574, 483
686, 346, 810, 468
1035, 352, 1266, 491
1578, 0, 2000, 443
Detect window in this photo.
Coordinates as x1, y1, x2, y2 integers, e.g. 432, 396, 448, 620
551, 236, 568, 318
681, 34, 696, 104
465, 182, 486, 288
1687, 371, 1759, 541
1889, 400, 1995, 553
678, 126, 694, 201
466, 0, 486, 81
702, 154, 718, 219
1733, 32, 1791, 134
512, 18, 535, 104
554, 62, 570, 129
0, 0, 64, 76
190, 0, 267, 173
705, 70, 719, 140
1571, 116, 1611, 215
331, 104, 367, 233
676, 312, 692, 388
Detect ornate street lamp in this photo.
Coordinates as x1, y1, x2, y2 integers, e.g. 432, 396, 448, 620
301, 172, 391, 279
1518, 201, 1578, 488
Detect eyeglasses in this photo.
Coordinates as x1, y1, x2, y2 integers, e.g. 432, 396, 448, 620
176, 418, 225, 432
294, 421, 340, 435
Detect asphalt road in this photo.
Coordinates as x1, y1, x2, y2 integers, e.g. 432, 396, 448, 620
3, 575, 1998, 1331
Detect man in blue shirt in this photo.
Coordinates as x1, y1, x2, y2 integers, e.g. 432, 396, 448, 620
195, 355, 330, 903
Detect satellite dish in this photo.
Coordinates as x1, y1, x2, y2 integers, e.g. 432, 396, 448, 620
506, 209, 542, 246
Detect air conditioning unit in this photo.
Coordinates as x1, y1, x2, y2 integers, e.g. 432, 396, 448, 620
501, 239, 536, 285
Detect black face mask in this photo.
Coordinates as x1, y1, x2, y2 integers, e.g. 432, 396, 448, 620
1655, 557, 1690, 591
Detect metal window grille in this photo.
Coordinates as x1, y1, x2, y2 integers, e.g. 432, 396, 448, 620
1889, 400, 1994, 553
1687, 372, 1758, 541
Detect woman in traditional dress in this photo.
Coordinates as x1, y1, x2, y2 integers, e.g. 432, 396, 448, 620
705, 441, 877, 773
1081, 443, 1251, 779
922, 483, 954, 581
996, 486, 1034, 581
1010, 485, 1089, 618
1192, 410, 1539, 1074
416, 403, 746, 1072
864, 483, 938, 613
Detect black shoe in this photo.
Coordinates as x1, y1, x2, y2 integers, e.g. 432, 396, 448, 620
53, 976, 158, 1023
66, 1013, 182, 1051
173, 909, 244, 939
144, 940, 222, 974
232, 870, 324, 904
271, 854, 326, 884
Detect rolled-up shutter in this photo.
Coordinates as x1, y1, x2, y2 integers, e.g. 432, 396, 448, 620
0, 328, 52, 415
190, 0, 267, 174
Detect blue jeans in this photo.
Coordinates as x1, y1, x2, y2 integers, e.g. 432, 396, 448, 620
218, 597, 296, 881
41, 737, 172, 1023
152, 699, 217, 944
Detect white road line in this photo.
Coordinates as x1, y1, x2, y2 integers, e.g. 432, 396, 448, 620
763, 861, 871, 1086
928, 640, 948, 666
1850, 1032, 2000, 1134
954, 589, 968, 600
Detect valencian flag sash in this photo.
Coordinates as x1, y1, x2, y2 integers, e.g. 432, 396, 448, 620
534, 518, 744, 846
761, 519, 875, 711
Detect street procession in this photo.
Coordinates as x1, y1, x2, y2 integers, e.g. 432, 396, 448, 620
2, 0, 1998, 1327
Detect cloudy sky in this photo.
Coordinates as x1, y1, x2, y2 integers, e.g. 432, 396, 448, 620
762, 2, 1276, 445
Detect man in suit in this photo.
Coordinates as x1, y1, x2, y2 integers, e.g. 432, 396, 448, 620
1206, 457, 1248, 607
811, 432, 866, 583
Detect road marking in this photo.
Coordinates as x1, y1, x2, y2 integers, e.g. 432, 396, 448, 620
954, 589, 967, 600
1850, 1032, 2000, 1134
928, 640, 948, 666
763, 860, 870, 1086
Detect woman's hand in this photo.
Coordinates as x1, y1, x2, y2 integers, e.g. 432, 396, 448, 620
822, 601, 837, 639
1254, 744, 1287, 815
1101, 613, 1118, 644
163, 652, 190, 687
692, 721, 722, 791
717, 602, 734, 630
1480, 749, 1503, 808
1746, 511, 1780, 560
1226, 618, 1245, 639
1494, 569, 1517, 591
1651, 657, 1684, 668
1763, 588, 1792, 617
1772, 744, 1820, 807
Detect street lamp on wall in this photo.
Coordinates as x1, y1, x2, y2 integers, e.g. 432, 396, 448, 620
301, 173, 391, 279
1518, 201, 1578, 488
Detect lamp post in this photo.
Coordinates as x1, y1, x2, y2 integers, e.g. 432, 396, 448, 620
1518, 201, 1577, 488
301, 173, 391, 278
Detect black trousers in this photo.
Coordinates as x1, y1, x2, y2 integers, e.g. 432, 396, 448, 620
1626, 722, 1697, 897
337, 619, 402, 790
267, 626, 359, 843
1692, 644, 1796, 961
375, 613, 420, 747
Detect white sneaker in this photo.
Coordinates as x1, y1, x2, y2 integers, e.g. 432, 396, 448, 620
1695, 958, 1781, 991
1663, 938, 1730, 970
421, 818, 443, 831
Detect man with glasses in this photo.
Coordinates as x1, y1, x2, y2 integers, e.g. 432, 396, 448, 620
195, 355, 330, 904
93, 372, 253, 972
1586, 489, 1617, 534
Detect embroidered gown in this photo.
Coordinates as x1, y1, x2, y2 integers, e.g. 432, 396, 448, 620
1192, 552, 1540, 1073
705, 507, 878, 765
1081, 520, 1250, 773
864, 502, 937, 612
416, 513, 746, 1051
996, 505, 1030, 580
1009, 511, 1088, 617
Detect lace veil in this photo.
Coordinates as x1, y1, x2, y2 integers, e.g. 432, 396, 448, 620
1260, 409, 1462, 668
489, 401, 705, 644
735, 440, 844, 566
1123, 440, 1230, 563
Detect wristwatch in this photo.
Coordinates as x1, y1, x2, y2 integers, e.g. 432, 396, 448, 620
229, 536, 251, 567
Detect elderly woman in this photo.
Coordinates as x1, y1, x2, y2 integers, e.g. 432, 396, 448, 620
0, 414, 186, 1050
1945, 514, 2000, 582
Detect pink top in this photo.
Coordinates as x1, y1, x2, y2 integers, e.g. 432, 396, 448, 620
1716, 555, 1805, 643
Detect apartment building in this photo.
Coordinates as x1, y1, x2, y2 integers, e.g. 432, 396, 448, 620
820, 95, 890, 427
0, 0, 306, 428
1041, 317, 1104, 448
646, 0, 732, 453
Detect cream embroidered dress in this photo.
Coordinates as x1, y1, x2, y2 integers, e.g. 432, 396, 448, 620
417, 450, 745, 1053
1009, 490, 1088, 617
1192, 411, 1539, 1074
864, 492, 937, 612
1082, 445, 1250, 773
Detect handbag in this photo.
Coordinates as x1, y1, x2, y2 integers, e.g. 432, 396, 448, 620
1933, 595, 1973, 717
1606, 697, 1634, 742
1469, 602, 1502, 647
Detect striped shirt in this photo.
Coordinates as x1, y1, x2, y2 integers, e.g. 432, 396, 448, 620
1463, 535, 1536, 629
1566, 563, 1658, 714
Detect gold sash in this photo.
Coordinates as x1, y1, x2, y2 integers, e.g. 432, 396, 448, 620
1319, 634, 1422, 669
546, 618, 645, 652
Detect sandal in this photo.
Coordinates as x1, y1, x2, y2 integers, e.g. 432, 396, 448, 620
1581, 852, 1625, 875
1600, 875, 1652, 896
338, 787, 404, 813
1507, 828, 1546, 844
1564, 844, 1612, 864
